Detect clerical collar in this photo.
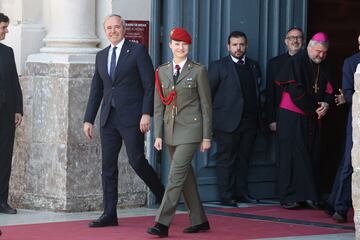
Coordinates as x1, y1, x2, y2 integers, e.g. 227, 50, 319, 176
172, 58, 187, 74
231, 55, 246, 64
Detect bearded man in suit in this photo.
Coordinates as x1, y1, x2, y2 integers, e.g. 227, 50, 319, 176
208, 31, 262, 206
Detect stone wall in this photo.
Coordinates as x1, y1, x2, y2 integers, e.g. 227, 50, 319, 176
9, 56, 147, 212
352, 64, 360, 238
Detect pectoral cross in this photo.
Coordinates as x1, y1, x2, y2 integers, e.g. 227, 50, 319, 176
313, 83, 319, 94
312, 64, 320, 94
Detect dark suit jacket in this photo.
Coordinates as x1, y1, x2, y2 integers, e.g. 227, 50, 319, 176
84, 40, 154, 127
0, 43, 23, 119
342, 52, 360, 135
208, 55, 262, 132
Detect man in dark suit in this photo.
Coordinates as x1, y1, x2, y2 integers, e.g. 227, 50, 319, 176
208, 31, 262, 206
325, 34, 360, 222
83, 14, 164, 227
0, 13, 23, 215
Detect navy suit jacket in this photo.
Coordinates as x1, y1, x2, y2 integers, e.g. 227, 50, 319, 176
208, 55, 262, 132
84, 40, 154, 127
342, 52, 360, 136
0, 43, 23, 119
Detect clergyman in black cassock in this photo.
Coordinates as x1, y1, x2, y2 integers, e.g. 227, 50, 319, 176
275, 32, 334, 209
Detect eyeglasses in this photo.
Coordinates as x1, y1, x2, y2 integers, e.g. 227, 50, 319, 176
286, 36, 303, 41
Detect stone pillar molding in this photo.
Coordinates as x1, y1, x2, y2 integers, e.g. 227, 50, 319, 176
10, 0, 150, 212
352, 64, 360, 238
41, 0, 100, 54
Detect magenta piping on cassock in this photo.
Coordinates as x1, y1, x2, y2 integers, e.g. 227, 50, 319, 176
279, 92, 307, 115
325, 81, 333, 94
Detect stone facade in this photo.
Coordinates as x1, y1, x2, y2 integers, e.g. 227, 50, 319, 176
353, 64, 360, 238
9, 57, 147, 211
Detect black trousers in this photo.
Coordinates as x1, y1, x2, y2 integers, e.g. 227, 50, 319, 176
215, 119, 257, 201
100, 108, 164, 216
0, 107, 15, 203
327, 130, 353, 215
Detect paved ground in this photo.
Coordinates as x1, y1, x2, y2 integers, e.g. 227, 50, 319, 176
0, 203, 355, 239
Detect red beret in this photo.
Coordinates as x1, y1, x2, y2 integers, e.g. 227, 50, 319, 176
170, 28, 192, 44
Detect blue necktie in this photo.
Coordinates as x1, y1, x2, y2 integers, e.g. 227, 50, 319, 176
110, 46, 117, 81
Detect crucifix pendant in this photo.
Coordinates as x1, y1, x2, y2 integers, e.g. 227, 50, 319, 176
313, 83, 319, 94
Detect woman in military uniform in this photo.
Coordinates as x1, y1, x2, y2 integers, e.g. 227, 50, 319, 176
147, 28, 212, 237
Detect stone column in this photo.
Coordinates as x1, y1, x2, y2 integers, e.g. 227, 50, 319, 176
11, 0, 147, 211
41, 0, 98, 54
353, 64, 360, 238
1, 0, 46, 74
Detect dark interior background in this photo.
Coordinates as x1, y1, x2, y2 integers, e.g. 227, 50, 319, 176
308, 0, 360, 194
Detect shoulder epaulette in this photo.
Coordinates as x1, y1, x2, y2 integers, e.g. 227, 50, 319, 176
157, 61, 171, 69
191, 61, 202, 66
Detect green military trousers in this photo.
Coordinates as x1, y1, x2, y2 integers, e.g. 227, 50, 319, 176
155, 143, 207, 226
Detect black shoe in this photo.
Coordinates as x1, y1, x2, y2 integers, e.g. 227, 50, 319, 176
0, 203, 17, 214
237, 195, 258, 204
332, 212, 347, 223
88, 214, 118, 227
281, 202, 301, 209
305, 200, 319, 209
323, 203, 335, 216
220, 199, 237, 207
183, 221, 210, 233
147, 223, 169, 237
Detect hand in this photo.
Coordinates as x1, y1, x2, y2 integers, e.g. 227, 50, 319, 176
269, 122, 276, 131
335, 89, 346, 106
140, 114, 151, 133
83, 122, 94, 140
316, 102, 329, 119
154, 138, 162, 151
15, 113, 22, 127
200, 139, 211, 152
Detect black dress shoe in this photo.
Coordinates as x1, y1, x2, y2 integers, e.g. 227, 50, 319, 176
147, 223, 169, 237
281, 202, 301, 209
0, 203, 17, 214
183, 221, 210, 233
220, 199, 237, 207
323, 203, 335, 216
237, 195, 258, 204
305, 200, 319, 209
332, 212, 347, 223
88, 214, 118, 228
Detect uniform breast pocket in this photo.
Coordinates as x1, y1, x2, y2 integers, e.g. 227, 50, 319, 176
161, 81, 171, 96
182, 80, 198, 98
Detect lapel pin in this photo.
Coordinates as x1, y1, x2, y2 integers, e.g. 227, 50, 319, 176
126, 49, 130, 53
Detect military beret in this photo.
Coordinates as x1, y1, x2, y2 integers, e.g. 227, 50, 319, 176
170, 27, 192, 44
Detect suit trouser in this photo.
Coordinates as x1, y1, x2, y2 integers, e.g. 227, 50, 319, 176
327, 132, 353, 215
100, 108, 164, 216
0, 107, 15, 203
155, 143, 207, 226
215, 122, 257, 200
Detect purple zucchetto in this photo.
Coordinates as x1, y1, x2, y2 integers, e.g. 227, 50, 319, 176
311, 32, 329, 42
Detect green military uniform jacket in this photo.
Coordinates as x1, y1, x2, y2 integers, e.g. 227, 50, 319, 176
154, 59, 212, 146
